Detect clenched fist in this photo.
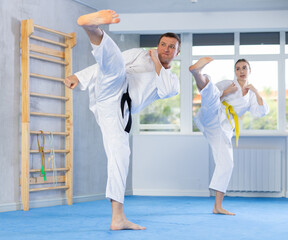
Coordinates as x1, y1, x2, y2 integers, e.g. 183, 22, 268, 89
64, 75, 79, 89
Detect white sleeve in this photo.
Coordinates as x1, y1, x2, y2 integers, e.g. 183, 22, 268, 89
215, 80, 233, 97
248, 92, 269, 118
74, 64, 98, 91
155, 67, 179, 99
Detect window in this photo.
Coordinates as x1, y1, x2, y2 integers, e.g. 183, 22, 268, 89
191, 34, 235, 131
192, 59, 234, 131
240, 32, 280, 55
241, 61, 278, 130
286, 32, 288, 54
140, 60, 181, 132
286, 33, 288, 129
139, 34, 181, 131
193, 33, 234, 55
286, 59, 288, 129
192, 32, 283, 133
139, 31, 287, 134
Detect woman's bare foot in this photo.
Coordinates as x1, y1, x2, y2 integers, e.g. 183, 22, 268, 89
189, 57, 213, 90
213, 207, 236, 216
77, 9, 120, 27
189, 57, 214, 73
212, 191, 235, 216
110, 218, 146, 230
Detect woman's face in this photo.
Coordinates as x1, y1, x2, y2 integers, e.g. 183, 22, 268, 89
235, 61, 251, 81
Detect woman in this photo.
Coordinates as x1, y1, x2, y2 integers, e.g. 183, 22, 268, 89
189, 57, 269, 215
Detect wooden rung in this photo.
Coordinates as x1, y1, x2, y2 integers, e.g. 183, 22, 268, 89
30, 131, 69, 136
30, 112, 69, 118
30, 149, 70, 153
29, 185, 68, 192
29, 176, 65, 185
34, 24, 74, 38
30, 73, 64, 82
30, 92, 69, 101
30, 35, 67, 47
30, 168, 69, 173
30, 44, 65, 59
30, 53, 68, 65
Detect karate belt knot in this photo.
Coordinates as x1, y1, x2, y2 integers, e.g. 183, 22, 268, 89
121, 88, 132, 133
222, 101, 239, 147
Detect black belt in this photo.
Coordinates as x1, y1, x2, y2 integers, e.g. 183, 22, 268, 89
120, 88, 132, 133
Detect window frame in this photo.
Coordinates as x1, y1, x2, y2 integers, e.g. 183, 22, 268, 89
138, 31, 288, 135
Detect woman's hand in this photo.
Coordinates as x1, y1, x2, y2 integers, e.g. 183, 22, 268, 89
222, 82, 238, 97
245, 84, 263, 105
245, 84, 258, 93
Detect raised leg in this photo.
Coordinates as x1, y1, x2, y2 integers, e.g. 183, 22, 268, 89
189, 57, 214, 91
77, 10, 120, 45
77, 10, 125, 91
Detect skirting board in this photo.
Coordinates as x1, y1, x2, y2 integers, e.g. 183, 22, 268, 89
0, 190, 133, 213
132, 189, 211, 197
1, 189, 285, 213
226, 191, 284, 198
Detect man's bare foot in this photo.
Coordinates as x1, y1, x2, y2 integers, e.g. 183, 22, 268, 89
110, 218, 146, 230
77, 9, 120, 27
189, 57, 214, 73
213, 207, 235, 216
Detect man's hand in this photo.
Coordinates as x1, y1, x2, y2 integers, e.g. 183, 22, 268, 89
148, 49, 159, 63
148, 49, 162, 75
64, 75, 79, 89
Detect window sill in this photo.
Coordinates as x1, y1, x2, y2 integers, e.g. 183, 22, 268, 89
135, 130, 288, 137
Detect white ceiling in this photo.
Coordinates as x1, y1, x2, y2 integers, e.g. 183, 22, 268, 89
74, 0, 288, 13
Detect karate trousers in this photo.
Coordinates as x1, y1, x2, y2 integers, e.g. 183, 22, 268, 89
89, 32, 130, 204
196, 80, 234, 193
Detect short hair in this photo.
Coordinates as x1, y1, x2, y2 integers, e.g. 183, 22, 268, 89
235, 59, 251, 70
158, 33, 181, 48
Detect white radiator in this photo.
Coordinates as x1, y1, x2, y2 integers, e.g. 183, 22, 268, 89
227, 148, 282, 192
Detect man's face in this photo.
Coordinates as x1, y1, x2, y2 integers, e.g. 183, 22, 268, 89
157, 37, 180, 66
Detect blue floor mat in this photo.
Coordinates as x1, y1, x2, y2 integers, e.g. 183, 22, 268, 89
0, 196, 288, 240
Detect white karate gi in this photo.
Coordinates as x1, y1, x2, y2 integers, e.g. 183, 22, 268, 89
194, 76, 269, 193
75, 32, 179, 203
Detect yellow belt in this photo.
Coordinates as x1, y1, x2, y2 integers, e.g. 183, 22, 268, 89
37, 130, 47, 181
222, 101, 239, 147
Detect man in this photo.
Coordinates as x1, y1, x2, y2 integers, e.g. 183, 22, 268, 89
64, 9, 180, 230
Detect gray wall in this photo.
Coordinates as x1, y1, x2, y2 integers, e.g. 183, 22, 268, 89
132, 134, 210, 197
0, 0, 139, 211
132, 134, 288, 198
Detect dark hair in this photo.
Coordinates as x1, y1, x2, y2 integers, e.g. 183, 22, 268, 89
235, 59, 251, 70
158, 33, 181, 48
